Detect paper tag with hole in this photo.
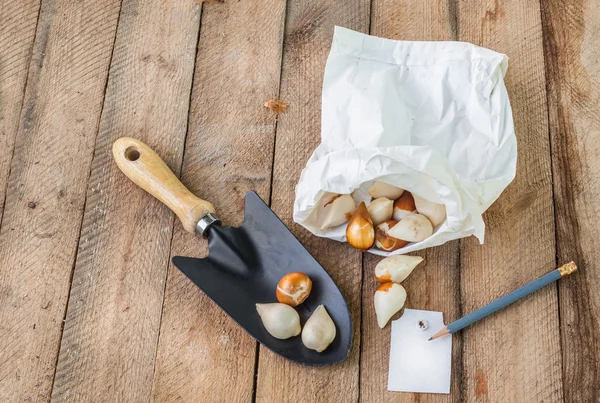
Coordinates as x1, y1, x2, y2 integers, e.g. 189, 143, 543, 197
388, 309, 452, 394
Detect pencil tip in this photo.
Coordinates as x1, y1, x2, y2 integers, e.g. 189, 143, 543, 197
428, 337, 432, 341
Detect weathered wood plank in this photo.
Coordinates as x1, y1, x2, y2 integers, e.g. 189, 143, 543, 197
541, 1, 600, 401
459, 0, 563, 401
0, 0, 41, 218
359, 3, 462, 402
150, 1, 286, 401
50, 1, 201, 401
255, 2, 369, 402
0, 0, 121, 401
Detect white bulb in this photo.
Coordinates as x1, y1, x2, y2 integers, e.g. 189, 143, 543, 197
256, 303, 301, 339
367, 197, 394, 226
319, 194, 355, 230
387, 214, 433, 242
302, 305, 336, 352
368, 182, 404, 200
374, 283, 407, 328
375, 255, 424, 283
412, 194, 446, 226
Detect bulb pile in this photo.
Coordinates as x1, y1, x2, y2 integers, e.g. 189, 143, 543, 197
313, 181, 446, 252
256, 272, 336, 353
307, 181, 440, 329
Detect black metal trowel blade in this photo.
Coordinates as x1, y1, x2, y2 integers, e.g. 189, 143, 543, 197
172, 191, 352, 366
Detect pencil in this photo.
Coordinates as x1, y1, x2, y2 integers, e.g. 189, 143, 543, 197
429, 262, 577, 341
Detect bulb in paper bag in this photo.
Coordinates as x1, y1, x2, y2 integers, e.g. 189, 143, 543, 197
375, 220, 408, 252
387, 214, 433, 242
367, 197, 393, 226
346, 202, 375, 250
374, 282, 407, 328
393, 192, 416, 221
318, 194, 355, 230
368, 182, 404, 200
413, 195, 446, 226
375, 255, 423, 283
302, 305, 336, 352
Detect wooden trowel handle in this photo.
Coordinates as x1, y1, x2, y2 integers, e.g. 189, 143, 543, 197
112, 137, 216, 233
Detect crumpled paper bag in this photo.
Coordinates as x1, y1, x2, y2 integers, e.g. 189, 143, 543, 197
293, 26, 517, 256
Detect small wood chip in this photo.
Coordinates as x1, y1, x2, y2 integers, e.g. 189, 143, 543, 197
264, 99, 289, 113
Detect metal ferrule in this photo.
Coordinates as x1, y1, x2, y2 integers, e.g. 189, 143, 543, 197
558, 261, 577, 277
195, 213, 221, 237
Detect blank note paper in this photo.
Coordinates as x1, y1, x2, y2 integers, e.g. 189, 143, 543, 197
388, 309, 452, 394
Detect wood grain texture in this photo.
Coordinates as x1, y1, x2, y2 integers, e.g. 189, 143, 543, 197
150, 1, 286, 401
459, 0, 563, 401
50, 1, 201, 401
2, 1, 595, 400
254, 2, 369, 402
0, 0, 41, 218
360, 3, 463, 402
0, 0, 121, 401
541, 0, 600, 401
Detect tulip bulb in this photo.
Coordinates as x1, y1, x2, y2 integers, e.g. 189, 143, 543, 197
302, 305, 336, 352
256, 303, 301, 339
276, 272, 312, 307
367, 197, 393, 226
374, 220, 408, 252
368, 181, 404, 200
320, 194, 356, 230
413, 194, 446, 226
392, 191, 416, 221
374, 282, 407, 328
346, 202, 375, 250
375, 255, 424, 283
387, 214, 433, 242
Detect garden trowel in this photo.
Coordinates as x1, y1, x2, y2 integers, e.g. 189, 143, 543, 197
112, 137, 351, 366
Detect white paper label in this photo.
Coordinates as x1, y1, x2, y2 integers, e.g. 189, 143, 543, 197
388, 309, 452, 394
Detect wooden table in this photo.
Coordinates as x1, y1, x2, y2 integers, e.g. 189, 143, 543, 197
1, 0, 598, 401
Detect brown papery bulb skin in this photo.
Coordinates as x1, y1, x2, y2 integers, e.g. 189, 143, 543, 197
393, 191, 417, 221
346, 202, 375, 250
276, 272, 312, 307
375, 220, 409, 252
377, 282, 395, 292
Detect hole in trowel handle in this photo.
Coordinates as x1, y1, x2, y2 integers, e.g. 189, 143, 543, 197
124, 146, 141, 161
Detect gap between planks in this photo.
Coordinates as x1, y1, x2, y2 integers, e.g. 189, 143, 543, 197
147, 0, 206, 395
538, 0, 565, 396
47, 0, 125, 396
0, 1, 42, 226
251, 5, 290, 401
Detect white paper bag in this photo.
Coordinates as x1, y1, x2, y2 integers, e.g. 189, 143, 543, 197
293, 26, 517, 256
